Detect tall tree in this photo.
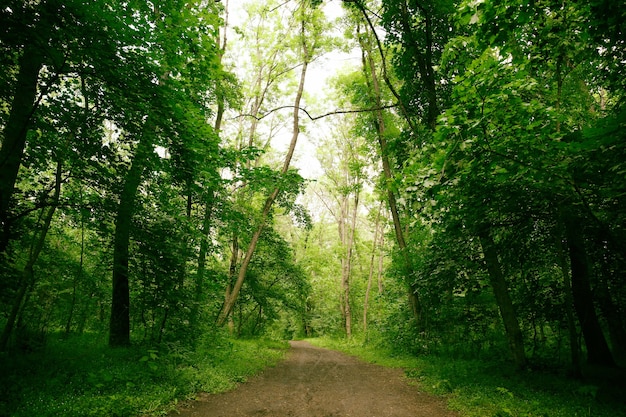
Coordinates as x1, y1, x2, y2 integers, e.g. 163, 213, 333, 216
108, 0, 224, 346
363, 201, 384, 337
478, 226, 527, 369
316, 123, 367, 337
387, 0, 626, 367
217, 0, 328, 326
344, 6, 423, 325
563, 210, 615, 367
0, 159, 62, 351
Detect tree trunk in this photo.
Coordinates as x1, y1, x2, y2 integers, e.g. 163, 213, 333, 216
0, 46, 44, 251
340, 189, 360, 338
65, 188, 87, 337
353, 4, 416, 133
191, 189, 215, 333
109, 138, 150, 347
191, 13, 227, 332
594, 273, 626, 364
358, 27, 422, 326
378, 235, 384, 295
64, 275, 78, 337
220, 232, 239, 331
0, 160, 62, 351
563, 213, 615, 367
364, 202, 383, 338
554, 230, 582, 376
594, 224, 626, 364
157, 307, 169, 344
338, 195, 348, 333
478, 227, 527, 370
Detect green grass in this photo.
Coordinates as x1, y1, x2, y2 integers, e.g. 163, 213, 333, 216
0, 333, 288, 417
4, 332, 624, 417
308, 336, 626, 417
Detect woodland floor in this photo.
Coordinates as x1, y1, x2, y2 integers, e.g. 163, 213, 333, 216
168, 340, 459, 417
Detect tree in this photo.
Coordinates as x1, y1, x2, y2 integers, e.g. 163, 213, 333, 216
3, 1, 148, 347
108, 0, 225, 346
380, 0, 455, 129
315, 122, 367, 337
217, 0, 329, 326
363, 201, 384, 338
0, 159, 62, 351
387, 0, 626, 368
343, 0, 456, 329
477, 226, 527, 369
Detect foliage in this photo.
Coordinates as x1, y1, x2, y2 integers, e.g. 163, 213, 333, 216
359, 0, 626, 372
1, 0, 626, 413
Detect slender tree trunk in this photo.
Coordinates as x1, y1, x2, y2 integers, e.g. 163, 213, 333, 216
157, 308, 169, 344
216, 17, 311, 326
221, 232, 239, 332
65, 187, 87, 337
64, 276, 78, 336
377, 235, 384, 295
478, 226, 527, 369
191, 189, 215, 332
0, 46, 44, 251
338, 195, 348, 331
0, 160, 62, 351
594, 272, 626, 364
217, 189, 280, 327
551, 50, 585, 373
554, 229, 582, 376
347, 191, 359, 336
364, 202, 383, 338
339, 189, 359, 338
1, 277, 31, 351
563, 212, 615, 367
353, 5, 416, 133
363, 264, 372, 336
191, 2, 229, 332
593, 227, 626, 364
358, 27, 422, 326
109, 138, 151, 347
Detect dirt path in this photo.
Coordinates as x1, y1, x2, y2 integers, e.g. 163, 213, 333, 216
170, 340, 459, 417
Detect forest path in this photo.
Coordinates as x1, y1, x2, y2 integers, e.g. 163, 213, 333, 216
169, 340, 459, 417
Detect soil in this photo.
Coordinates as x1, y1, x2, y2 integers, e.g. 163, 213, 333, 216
169, 340, 459, 417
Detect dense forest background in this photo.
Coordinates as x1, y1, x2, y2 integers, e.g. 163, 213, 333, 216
1, 0, 625, 415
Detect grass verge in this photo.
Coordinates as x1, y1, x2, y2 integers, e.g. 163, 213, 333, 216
0, 333, 288, 417
308, 336, 626, 417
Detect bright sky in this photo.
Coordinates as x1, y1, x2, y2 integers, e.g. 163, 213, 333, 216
225, 0, 361, 180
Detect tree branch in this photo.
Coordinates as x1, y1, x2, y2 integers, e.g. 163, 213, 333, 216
234, 103, 399, 121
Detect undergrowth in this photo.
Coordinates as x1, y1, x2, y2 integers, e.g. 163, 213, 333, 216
308, 336, 626, 417
0, 332, 288, 417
